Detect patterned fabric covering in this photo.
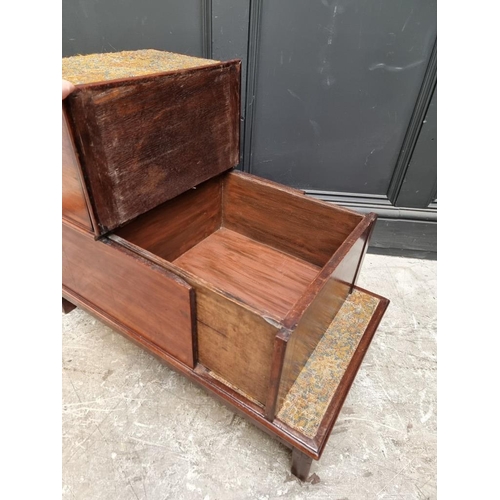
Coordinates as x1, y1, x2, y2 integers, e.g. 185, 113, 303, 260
62, 49, 219, 85
277, 290, 380, 438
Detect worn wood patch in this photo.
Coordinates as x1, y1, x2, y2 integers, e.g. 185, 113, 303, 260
62, 109, 93, 232
65, 60, 240, 235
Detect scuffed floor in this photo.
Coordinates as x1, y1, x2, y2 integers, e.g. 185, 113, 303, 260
62, 254, 436, 500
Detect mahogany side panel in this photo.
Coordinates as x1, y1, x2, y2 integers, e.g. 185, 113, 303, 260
272, 215, 377, 416
62, 109, 93, 232
65, 61, 241, 235
222, 171, 363, 267
115, 177, 222, 262
196, 285, 280, 405
291, 448, 313, 481
62, 222, 196, 367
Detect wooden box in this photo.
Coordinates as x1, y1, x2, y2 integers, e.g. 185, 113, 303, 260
62, 50, 389, 481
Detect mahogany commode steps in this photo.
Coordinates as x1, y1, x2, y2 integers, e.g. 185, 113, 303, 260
62, 49, 389, 481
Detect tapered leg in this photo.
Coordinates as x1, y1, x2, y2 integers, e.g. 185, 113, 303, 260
62, 298, 77, 314
291, 448, 313, 481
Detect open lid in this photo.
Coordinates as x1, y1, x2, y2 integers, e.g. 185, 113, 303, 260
63, 50, 240, 237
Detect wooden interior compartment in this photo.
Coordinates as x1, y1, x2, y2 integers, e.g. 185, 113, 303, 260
113, 170, 366, 407
266, 209, 377, 419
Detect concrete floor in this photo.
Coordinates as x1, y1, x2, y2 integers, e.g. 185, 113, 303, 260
62, 254, 436, 500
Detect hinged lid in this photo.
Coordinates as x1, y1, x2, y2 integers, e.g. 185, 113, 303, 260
63, 50, 240, 237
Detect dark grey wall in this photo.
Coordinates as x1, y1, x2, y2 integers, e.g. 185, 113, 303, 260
397, 88, 437, 208
62, 0, 206, 58
248, 0, 436, 196
63, 0, 437, 258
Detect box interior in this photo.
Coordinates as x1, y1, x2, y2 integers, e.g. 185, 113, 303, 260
114, 171, 363, 322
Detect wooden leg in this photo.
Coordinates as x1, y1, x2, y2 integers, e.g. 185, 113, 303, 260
62, 298, 77, 314
291, 448, 313, 481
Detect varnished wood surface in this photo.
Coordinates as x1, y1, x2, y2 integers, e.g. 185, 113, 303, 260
115, 177, 222, 262
174, 228, 320, 320
62, 109, 93, 231
65, 60, 240, 235
223, 171, 363, 267
62, 221, 196, 367
265, 330, 289, 420
60, 52, 391, 478
291, 448, 313, 481
195, 284, 280, 405
106, 171, 383, 431
111, 173, 373, 412
63, 284, 319, 459
274, 215, 377, 416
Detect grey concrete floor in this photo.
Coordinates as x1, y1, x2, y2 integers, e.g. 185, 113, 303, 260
62, 254, 436, 500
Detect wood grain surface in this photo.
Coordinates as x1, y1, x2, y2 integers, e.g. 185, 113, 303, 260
291, 448, 313, 481
62, 221, 196, 367
65, 61, 240, 235
223, 171, 363, 267
106, 171, 379, 416
61, 51, 391, 476
115, 177, 222, 262
265, 329, 290, 419
62, 108, 93, 232
62, 297, 77, 314
174, 228, 320, 320
108, 231, 281, 405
